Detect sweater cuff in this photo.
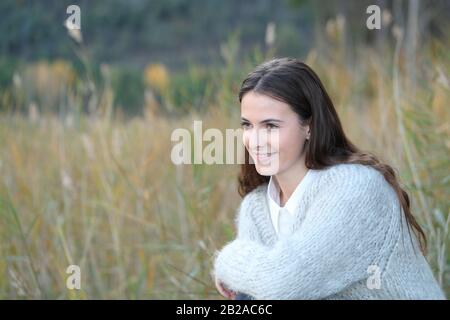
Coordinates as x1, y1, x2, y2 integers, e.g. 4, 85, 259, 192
213, 239, 265, 295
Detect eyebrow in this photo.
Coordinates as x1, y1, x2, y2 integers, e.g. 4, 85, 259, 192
240, 117, 283, 124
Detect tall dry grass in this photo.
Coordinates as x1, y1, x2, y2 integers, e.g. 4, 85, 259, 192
0, 30, 449, 299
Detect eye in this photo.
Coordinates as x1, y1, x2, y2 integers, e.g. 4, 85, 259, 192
240, 122, 251, 129
266, 123, 278, 129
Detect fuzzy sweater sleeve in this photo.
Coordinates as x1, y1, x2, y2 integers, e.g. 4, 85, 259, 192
234, 193, 262, 242
213, 169, 398, 299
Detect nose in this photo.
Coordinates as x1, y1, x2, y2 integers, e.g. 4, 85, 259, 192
246, 127, 269, 152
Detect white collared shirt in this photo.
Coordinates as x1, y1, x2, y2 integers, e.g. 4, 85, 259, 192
267, 169, 315, 237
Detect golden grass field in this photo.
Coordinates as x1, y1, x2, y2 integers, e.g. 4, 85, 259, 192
0, 34, 449, 299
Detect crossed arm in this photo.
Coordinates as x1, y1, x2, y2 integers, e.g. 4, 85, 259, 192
213, 175, 395, 300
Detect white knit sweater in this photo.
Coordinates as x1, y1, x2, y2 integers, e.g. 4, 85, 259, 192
213, 163, 446, 300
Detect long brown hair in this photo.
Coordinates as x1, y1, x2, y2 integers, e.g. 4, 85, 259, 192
237, 57, 427, 254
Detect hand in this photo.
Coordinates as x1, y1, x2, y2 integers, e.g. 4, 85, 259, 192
215, 277, 236, 299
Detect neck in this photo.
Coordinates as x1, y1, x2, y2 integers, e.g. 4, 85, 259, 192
274, 158, 309, 206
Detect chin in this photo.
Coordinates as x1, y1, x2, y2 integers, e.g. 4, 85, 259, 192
254, 163, 280, 176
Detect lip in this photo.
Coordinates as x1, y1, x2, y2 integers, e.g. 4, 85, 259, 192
255, 153, 275, 157
253, 152, 277, 163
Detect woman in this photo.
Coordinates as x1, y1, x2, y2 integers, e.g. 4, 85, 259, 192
213, 57, 445, 300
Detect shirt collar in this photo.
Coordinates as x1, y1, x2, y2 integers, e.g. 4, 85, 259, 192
267, 169, 314, 216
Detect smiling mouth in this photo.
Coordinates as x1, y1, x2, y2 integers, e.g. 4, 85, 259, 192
254, 152, 277, 162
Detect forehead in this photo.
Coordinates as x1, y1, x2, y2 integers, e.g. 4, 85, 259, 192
241, 91, 292, 119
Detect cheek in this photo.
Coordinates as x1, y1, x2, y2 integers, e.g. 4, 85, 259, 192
276, 131, 292, 152
277, 128, 304, 156
242, 131, 250, 149
267, 132, 280, 151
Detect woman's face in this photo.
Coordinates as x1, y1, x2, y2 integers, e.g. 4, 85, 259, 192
240, 91, 310, 176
